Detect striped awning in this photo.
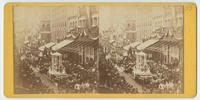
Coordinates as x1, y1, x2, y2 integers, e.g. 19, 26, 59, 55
123, 41, 141, 50
137, 39, 159, 51
52, 40, 73, 51
39, 42, 55, 51
145, 38, 182, 52
64, 39, 98, 49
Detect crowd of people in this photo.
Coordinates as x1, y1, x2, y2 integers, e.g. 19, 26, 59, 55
99, 38, 183, 94
65, 64, 97, 93
17, 35, 100, 94
146, 59, 183, 93
99, 52, 139, 93
16, 31, 183, 94
47, 53, 98, 93
17, 43, 54, 94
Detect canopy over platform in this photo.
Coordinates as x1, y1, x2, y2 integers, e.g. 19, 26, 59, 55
52, 40, 73, 51
145, 32, 183, 53
123, 41, 141, 50
39, 42, 55, 51
137, 39, 159, 51
62, 30, 99, 50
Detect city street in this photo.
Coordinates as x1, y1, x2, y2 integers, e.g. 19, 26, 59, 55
31, 66, 59, 93
119, 71, 143, 93
115, 65, 143, 93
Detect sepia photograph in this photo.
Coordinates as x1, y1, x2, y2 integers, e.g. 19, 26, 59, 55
13, 5, 184, 94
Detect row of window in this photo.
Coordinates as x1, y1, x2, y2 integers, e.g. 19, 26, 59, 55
51, 17, 98, 30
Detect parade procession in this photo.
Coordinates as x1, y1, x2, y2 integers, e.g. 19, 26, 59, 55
14, 5, 184, 94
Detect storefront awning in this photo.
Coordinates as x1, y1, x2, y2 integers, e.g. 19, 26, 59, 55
58, 29, 99, 53
123, 41, 141, 50
65, 40, 98, 49
52, 40, 73, 51
137, 39, 159, 51
145, 36, 182, 52
39, 42, 55, 51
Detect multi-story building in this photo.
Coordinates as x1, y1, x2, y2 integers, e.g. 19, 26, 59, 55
50, 6, 79, 42
99, 5, 183, 43
175, 6, 184, 28
40, 15, 51, 43
163, 5, 176, 33
90, 6, 99, 27
152, 6, 165, 31
174, 6, 184, 38
50, 6, 99, 43
135, 6, 153, 41
124, 17, 136, 44
163, 6, 183, 30
136, 6, 183, 41
160, 5, 184, 38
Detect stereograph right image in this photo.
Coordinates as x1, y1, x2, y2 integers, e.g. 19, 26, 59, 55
98, 5, 184, 94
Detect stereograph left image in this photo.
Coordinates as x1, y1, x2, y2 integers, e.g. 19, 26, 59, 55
14, 5, 184, 94
14, 5, 99, 94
